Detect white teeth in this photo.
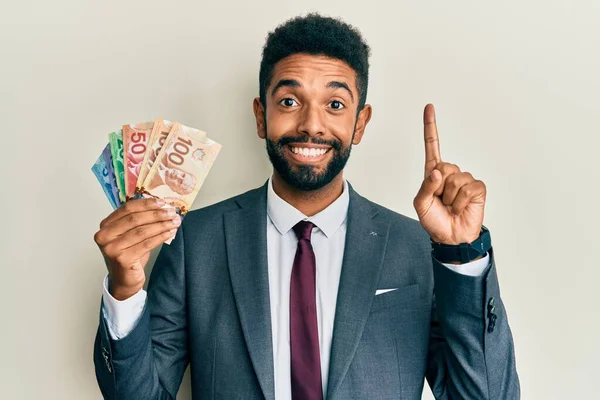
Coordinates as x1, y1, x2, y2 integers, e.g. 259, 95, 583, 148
290, 147, 328, 157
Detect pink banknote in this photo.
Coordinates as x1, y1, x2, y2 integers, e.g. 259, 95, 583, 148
123, 121, 154, 199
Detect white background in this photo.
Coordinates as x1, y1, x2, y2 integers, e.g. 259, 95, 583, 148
1, 0, 599, 398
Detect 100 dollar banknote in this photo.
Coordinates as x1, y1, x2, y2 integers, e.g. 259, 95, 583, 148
136, 119, 209, 193
142, 123, 221, 217
136, 119, 174, 191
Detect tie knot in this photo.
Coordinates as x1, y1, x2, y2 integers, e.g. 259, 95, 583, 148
293, 221, 314, 241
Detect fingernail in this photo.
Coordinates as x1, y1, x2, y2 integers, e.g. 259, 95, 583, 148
166, 208, 176, 216
156, 198, 166, 206
172, 217, 181, 226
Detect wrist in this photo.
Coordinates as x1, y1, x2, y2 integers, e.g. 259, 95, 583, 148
430, 232, 480, 246
430, 225, 491, 264
108, 277, 144, 301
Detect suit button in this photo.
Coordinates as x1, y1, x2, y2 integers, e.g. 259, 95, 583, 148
487, 302, 497, 333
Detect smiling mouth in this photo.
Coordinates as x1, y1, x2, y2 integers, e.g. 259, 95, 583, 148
287, 145, 332, 160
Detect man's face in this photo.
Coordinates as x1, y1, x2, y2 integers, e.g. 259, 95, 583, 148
254, 54, 372, 191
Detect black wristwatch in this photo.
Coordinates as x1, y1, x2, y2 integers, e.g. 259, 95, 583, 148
430, 225, 491, 263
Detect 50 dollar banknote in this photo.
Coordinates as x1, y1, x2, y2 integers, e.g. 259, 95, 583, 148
123, 121, 154, 199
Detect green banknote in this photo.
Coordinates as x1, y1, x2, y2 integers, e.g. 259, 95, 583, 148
109, 130, 126, 203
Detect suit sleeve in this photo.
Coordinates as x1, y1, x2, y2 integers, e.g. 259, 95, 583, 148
101, 275, 147, 340
425, 246, 521, 399
93, 227, 189, 400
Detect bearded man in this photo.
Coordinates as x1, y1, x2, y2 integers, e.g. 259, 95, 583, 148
93, 13, 520, 400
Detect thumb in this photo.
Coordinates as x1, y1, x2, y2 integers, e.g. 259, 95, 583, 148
414, 169, 443, 207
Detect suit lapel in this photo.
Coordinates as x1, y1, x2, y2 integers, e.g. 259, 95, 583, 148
224, 183, 275, 400
326, 186, 391, 400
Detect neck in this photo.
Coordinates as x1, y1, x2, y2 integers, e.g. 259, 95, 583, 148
271, 172, 345, 217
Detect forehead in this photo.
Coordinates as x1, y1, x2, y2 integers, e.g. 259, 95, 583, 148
270, 54, 357, 91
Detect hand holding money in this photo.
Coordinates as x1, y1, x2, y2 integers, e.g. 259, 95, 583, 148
91, 118, 221, 245
93, 198, 181, 300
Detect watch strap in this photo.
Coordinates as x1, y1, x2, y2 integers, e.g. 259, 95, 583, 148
430, 225, 491, 263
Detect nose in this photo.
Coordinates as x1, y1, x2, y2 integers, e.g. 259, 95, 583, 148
297, 103, 325, 137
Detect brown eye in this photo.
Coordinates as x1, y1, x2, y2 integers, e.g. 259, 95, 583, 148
280, 98, 298, 107
330, 100, 345, 110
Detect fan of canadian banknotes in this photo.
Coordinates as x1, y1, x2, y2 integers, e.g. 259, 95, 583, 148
91, 119, 222, 242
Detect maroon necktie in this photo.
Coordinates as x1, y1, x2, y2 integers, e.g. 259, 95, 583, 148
290, 221, 323, 400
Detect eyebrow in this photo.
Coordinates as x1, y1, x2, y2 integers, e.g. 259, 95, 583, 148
270, 79, 355, 102
271, 79, 300, 97
327, 81, 354, 102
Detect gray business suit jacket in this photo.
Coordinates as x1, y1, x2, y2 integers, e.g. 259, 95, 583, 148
94, 182, 520, 399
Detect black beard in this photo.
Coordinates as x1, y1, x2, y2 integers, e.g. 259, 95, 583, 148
265, 135, 352, 191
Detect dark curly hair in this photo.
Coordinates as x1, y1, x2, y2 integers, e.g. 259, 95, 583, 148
259, 13, 371, 112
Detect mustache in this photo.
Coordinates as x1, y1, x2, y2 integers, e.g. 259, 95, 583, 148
275, 136, 343, 151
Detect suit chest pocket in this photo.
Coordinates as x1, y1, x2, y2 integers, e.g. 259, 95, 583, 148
369, 283, 421, 314
348, 283, 428, 398
364, 283, 429, 343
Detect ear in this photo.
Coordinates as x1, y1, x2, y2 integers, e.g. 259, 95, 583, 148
253, 97, 267, 139
352, 104, 372, 145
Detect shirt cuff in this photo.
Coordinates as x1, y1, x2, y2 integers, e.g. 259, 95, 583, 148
440, 252, 490, 277
101, 275, 147, 340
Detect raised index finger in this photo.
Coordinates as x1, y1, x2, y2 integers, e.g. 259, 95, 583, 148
423, 103, 442, 178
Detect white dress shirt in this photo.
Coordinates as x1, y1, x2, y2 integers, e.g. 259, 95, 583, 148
102, 177, 490, 399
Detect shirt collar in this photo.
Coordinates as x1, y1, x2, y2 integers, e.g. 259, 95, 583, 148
267, 176, 350, 238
